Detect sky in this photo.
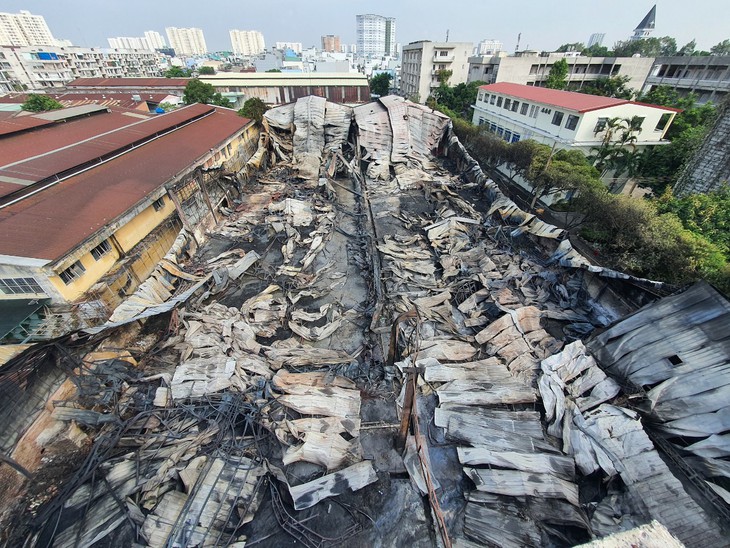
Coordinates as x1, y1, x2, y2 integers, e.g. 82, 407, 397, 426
5, 0, 728, 53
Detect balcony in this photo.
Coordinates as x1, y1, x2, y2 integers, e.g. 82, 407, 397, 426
433, 54, 455, 62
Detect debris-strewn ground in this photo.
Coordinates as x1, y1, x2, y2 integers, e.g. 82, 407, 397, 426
1, 96, 727, 548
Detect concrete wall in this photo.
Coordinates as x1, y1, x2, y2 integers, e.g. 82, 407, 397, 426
401, 41, 472, 103
643, 56, 730, 104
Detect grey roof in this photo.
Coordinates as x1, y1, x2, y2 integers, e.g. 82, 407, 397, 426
635, 5, 657, 31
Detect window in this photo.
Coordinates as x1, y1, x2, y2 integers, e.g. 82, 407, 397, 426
630, 117, 645, 131
439, 50, 448, 56
59, 261, 86, 284
529, 105, 538, 118
152, 197, 165, 211
489, 95, 496, 105
496, 127, 504, 137
91, 239, 112, 260
489, 123, 497, 133
0, 277, 44, 295
565, 115, 579, 130
503, 130, 512, 141
503, 98, 511, 110
511, 133, 521, 143
594, 117, 608, 133
551, 111, 564, 126
478, 117, 486, 126
496, 97, 503, 107
511, 101, 519, 112
655, 112, 671, 131
520, 103, 529, 115
477, 91, 485, 102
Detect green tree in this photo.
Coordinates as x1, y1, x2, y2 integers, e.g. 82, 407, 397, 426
583, 44, 612, 57
710, 39, 730, 56
183, 79, 232, 108
580, 75, 634, 99
165, 66, 192, 78
555, 42, 585, 53
369, 72, 392, 96
677, 40, 697, 56
613, 36, 677, 57
266, 68, 282, 72
198, 66, 215, 75
157, 102, 178, 112
21, 94, 63, 112
237, 97, 269, 122
545, 59, 569, 90
431, 80, 486, 119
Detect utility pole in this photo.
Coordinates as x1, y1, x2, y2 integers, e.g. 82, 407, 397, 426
515, 32, 521, 52
445, 29, 449, 43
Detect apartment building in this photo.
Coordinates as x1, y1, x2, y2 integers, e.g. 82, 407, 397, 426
0, 46, 163, 92
230, 30, 265, 56
274, 42, 302, 54
356, 14, 396, 58
165, 27, 207, 56
643, 55, 730, 104
0, 10, 55, 47
467, 53, 655, 93
322, 35, 341, 53
400, 41, 472, 103
144, 31, 167, 50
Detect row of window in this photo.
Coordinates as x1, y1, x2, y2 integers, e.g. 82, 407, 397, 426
477, 118, 521, 143
0, 277, 43, 295
479, 91, 581, 131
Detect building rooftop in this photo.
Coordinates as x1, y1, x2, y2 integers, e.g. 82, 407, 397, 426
0, 105, 250, 261
479, 82, 679, 113
66, 77, 190, 88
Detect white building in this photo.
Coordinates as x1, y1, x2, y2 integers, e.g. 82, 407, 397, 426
0, 45, 163, 92
587, 33, 605, 48
144, 31, 167, 50
108, 36, 150, 50
274, 42, 302, 54
0, 10, 56, 47
471, 82, 677, 169
230, 30, 265, 56
165, 27, 207, 56
475, 39, 502, 56
400, 41, 472, 103
630, 5, 656, 41
356, 14, 396, 58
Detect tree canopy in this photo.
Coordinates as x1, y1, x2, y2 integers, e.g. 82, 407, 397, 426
237, 97, 269, 123
545, 59, 568, 90
369, 73, 392, 96
579, 75, 634, 99
21, 94, 63, 112
182, 79, 232, 108
198, 66, 215, 75
710, 39, 730, 56
165, 66, 192, 78
429, 80, 486, 119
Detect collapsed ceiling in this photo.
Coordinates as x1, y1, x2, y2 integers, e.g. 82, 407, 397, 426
0, 95, 728, 548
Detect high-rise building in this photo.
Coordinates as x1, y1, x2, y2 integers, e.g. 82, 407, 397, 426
475, 39, 503, 56
356, 14, 396, 57
275, 42, 302, 54
0, 10, 56, 47
630, 5, 656, 41
321, 35, 341, 53
144, 31, 167, 50
230, 30, 265, 56
587, 33, 605, 48
108, 36, 149, 50
165, 27, 207, 56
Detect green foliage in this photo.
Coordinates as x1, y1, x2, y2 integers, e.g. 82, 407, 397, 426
555, 42, 585, 53
265, 68, 282, 72
545, 59, 568, 90
435, 69, 453, 85
165, 66, 192, 78
579, 75, 634, 99
430, 80, 486, 119
583, 44, 611, 57
710, 39, 730, 56
369, 73, 392, 96
158, 102, 178, 112
198, 66, 215, 75
613, 36, 677, 57
677, 40, 697, 56
21, 94, 62, 112
183, 79, 232, 108
237, 97, 269, 123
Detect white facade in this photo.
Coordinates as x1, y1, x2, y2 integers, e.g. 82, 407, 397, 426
165, 27, 207, 56
471, 83, 676, 157
0, 10, 56, 47
475, 39, 502, 56
230, 30, 265, 56
587, 33, 605, 48
356, 14, 396, 58
400, 41, 472, 103
108, 36, 150, 50
144, 31, 166, 50
0, 45, 163, 92
275, 42, 302, 54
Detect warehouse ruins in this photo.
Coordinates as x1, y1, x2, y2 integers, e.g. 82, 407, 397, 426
0, 95, 728, 547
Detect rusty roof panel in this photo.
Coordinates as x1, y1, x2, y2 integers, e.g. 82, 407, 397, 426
0, 107, 249, 261
67, 78, 189, 88
0, 116, 55, 137
0, 104, 214, 195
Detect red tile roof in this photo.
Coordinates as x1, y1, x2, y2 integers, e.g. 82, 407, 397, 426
67, 78, 189, 88
0, 107, 150, 168
0, 106, 250, 261
0, 104, 214, 197
479, 83, 679, 113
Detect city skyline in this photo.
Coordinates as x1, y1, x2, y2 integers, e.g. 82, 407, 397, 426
2, 0, 728, 54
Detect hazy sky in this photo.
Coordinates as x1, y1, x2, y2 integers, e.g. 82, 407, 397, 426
5, 0, 728, 53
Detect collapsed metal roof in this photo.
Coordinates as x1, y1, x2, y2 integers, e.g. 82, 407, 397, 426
0, 95, 727, 548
